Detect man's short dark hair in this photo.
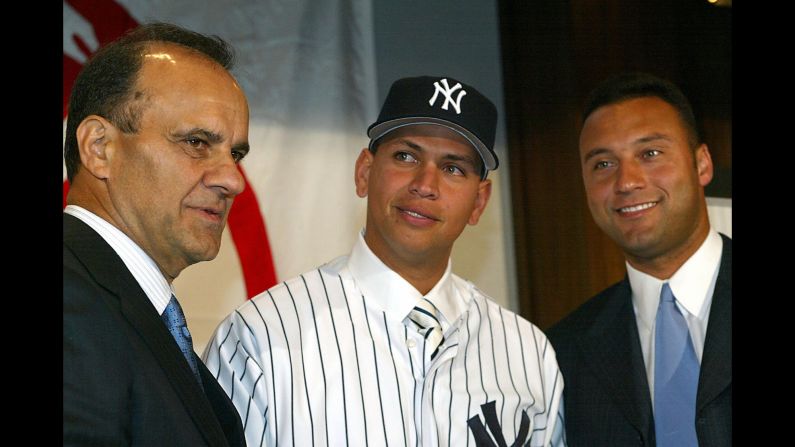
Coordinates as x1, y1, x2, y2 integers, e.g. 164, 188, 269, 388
63, 22, 236, 183
582, 72, 701, 149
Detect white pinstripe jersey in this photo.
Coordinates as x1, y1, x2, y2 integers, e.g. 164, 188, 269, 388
203, 234, 565, 446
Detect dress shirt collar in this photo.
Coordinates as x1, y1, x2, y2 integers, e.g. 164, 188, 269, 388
629, 228, 723, 327
64, 205, 174, 315
347, 230, 466, 329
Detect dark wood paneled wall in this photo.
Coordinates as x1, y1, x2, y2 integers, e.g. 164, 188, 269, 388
498, 0, 732, 329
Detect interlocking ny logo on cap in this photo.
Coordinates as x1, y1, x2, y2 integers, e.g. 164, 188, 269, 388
429, 78, 467, 114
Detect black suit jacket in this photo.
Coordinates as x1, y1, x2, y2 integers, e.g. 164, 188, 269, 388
63, 214, 245, 446
548, 235, 731, 447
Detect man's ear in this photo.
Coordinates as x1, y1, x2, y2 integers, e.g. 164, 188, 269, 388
468, 178, 492, 225
354, 148, 373, 198
76, 115, 118, 180
695, 143, 714, 187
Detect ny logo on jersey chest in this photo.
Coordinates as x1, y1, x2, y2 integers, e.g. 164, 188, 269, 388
467, 400, 531, 447
429, 78, 467, 114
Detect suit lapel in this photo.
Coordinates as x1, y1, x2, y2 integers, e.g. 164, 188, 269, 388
201, 363, 245, 444
697, 235, 732, 412
63, 214, 230, 446
579, 279, 654, 438
120, 287, 231, 444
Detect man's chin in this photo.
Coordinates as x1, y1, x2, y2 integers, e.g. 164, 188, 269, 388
184, 238, 223, 264
619, 238, 667, 263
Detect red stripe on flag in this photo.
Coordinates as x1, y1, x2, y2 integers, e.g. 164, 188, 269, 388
64, 0, 138, 115
227, 167, 278, 298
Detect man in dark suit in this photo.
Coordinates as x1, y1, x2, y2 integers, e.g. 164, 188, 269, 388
547, 72, 731, 447
63, 23, 250, 446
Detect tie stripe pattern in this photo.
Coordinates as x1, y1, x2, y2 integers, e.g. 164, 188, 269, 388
654, 283, 699, 447
162, 295, 203, 385
407, 298, 445, 361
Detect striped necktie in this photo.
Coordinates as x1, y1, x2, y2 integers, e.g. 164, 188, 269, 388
162, 294, 203, 386
654, 283, 699, 447
407, 298, 445, 367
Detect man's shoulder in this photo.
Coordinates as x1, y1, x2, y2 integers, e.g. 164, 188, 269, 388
459, 276, 547, 337
64, 260, 111, 310
719, 233, 732, 261
63, 237, 119, 311
64, 255, 131, 358
547, 279, 630, 342
235, 255, 350, 316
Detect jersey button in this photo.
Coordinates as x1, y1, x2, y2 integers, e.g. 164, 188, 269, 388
407, 339, 416, 348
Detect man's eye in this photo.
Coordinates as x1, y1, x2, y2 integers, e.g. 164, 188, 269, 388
185, 138, 208, 148
643, 149, 661, 158
443, 165, 464, 176
231, 150, 246, 163
395, 152, 417, 163
594, 160, 613, 170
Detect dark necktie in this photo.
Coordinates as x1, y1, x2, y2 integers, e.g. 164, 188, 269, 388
161, 295, 203, 385
654, 283, 699, 447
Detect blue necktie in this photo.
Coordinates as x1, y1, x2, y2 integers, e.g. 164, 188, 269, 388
654, 283, 699, 447
162, 295, 203, 385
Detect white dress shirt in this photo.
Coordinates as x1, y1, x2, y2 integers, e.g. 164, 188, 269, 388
64, 205, 174, 315
203, 231, 565, 446
628, 228, 724, 401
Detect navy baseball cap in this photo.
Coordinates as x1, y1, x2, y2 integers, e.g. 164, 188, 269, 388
367, 76, 498, 178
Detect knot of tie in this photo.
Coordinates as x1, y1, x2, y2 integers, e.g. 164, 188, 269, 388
162, 295, 203, 385
407, 298, 445, 365
653, 283, 699, 447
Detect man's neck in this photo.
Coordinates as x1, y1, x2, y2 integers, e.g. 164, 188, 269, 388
67, 189, 179, 284
389, 260, 447, 295
362, 237, 449, 295
626, 223, 710, 279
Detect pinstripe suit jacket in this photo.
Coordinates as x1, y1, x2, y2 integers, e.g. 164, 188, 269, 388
63, 214, 245, 446
547, 235, 731, 447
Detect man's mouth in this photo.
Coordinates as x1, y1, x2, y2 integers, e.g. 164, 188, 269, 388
616, 201, 657, 214
397, 207, 438, 222
192, 206, 224, 222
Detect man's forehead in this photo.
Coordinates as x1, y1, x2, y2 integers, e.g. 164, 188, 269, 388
136, 45, 233, 96
138, 43, 223, 77
142, 42, 197, 60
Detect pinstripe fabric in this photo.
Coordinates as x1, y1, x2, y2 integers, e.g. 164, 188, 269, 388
204, 234, 565, 446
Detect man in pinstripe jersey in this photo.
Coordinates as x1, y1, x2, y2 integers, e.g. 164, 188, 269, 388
204, 76, 566, 446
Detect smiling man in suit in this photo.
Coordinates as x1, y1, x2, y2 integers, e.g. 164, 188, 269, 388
63, 23, 250, 446
548, 72, 731, 447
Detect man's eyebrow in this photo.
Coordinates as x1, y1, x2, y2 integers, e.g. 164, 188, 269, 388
582, 147, 611, 163
633, 132, 672, 145
396, 138, 480, 172
399, 139, 424, 152
233, 142, 250, 156
176, 128, 224, 144
582, 133, 673, 163
442, 152, 480, 172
